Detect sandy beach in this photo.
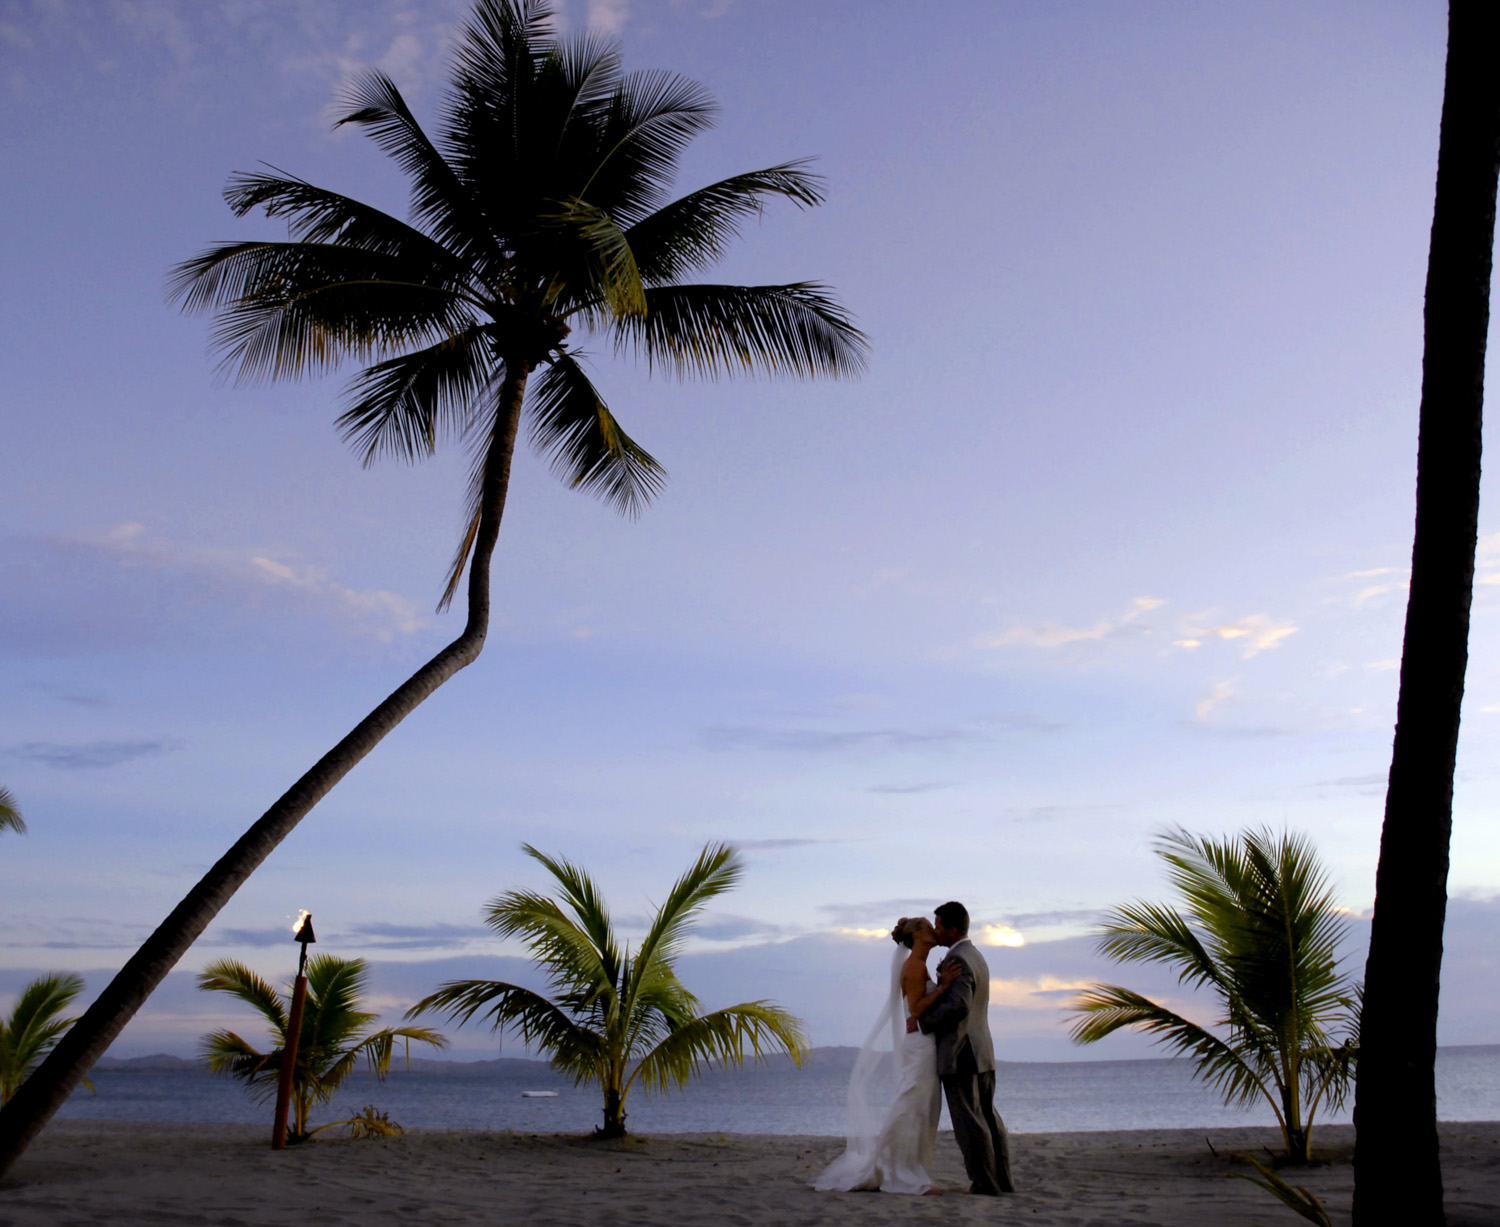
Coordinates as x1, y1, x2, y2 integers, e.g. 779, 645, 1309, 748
2, 1121, 1496, 1227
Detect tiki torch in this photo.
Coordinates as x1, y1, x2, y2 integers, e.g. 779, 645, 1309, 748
271, 910, 315, 1150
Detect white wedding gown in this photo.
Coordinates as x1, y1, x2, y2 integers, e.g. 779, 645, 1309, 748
812, 976, 942, 1194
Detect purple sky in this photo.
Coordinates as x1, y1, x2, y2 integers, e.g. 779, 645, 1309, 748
3, 0, 1497, 1060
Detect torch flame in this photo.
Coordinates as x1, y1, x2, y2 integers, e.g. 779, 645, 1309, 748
293, 909, 311, 937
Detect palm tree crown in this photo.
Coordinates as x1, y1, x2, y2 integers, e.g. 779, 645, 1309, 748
198, 954, 445, 1141
169, 0, 865, 606
410, 842, 807, 1137
1068, 827, 1360, 1163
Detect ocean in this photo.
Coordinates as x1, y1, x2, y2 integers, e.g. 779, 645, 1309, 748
54, 1045, 1500, 1137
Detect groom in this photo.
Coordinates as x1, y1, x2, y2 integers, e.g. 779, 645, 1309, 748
908, 901, 1015, 1194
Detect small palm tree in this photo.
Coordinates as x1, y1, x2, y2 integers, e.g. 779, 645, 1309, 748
198, 954, 446, 1141
411, 843, 807, 1137
1, 976, 82, 1106
0, 787, 23, 836
1067, 827, 1359, 1164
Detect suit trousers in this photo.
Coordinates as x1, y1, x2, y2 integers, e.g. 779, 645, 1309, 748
940, 1045, 1014, 1194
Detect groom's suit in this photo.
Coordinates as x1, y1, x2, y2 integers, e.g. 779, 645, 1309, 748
918, 937, 1014, 1194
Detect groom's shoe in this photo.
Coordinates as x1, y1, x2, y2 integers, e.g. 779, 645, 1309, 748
969, 1184, 1002, 1196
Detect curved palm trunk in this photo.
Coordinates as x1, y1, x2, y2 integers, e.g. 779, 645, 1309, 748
0, 370, 531, 1179
1353, 5, 1500, 1224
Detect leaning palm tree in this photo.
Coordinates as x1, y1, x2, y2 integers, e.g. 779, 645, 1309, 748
1067, 828, 1359, 1164
0, 787, 23, 836
0, 976, 83, 1107
198, 954, 445, 1142
411, 843, 807, 1137
0, 0, 862, 1174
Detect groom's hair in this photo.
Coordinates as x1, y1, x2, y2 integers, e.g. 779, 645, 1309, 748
934, 901, 969, 934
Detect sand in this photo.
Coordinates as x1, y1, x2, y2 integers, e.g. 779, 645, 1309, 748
1, 1121, 1497, 1227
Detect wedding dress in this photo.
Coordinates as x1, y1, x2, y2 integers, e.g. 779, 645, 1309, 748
812, 953, 942, 1194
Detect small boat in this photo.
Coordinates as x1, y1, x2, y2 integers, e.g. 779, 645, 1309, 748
521, 1090, 559, 1098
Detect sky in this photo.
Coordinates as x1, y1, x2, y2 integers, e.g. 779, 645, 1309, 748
2, 0, 1498, 1063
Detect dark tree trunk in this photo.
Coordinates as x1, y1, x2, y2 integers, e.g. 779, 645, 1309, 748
598, 1086, 626, 1139
1353, 4, 1500, 1224
0, 371, 531, 1180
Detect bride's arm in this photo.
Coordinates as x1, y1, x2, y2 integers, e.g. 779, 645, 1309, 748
905, 960, 961, 1020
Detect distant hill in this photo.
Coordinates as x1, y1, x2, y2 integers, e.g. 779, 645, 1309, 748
94, 1053, 206, 1072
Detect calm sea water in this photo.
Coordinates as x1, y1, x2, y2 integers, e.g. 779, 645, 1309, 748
55, 1046, 1500, 1136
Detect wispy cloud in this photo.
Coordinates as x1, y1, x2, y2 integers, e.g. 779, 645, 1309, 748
981, 596, 1165, 650
703, 725, 984, 754
1175, 614, 1297, 657
4, 739, 183, 770
51, 522, 429, 643
734, 837, 829, 851
1311, 773, 1387, 788
867, 782, 951, 795
1194, 679, 1237, 722
586, 0, 631, 35
209, 921, 492, 951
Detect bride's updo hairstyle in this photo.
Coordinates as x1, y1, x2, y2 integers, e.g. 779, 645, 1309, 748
891, 917, 923, 949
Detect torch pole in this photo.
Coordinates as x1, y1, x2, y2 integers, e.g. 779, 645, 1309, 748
272, 922, 314, 1150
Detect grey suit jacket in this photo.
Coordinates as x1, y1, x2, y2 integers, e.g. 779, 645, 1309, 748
917, 938, 995, 1077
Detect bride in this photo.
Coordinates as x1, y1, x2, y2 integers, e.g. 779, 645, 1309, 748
812, 916, 960, 1195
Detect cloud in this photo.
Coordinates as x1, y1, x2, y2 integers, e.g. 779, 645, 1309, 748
1177, 614, 1297, 658
586, 0, 631, 35
208, 921, 493, 952
1194, 679, 1237, 722
867, 782, 951, 795
817, 899, 946, 927
980, 924, 1025, 948
4, 739, 183, 770
734, 837, 829, 851
37, 522, 430, 644
1311, 773, 1387, 788
702, 725, 984, 754
982, 596, 1165, 650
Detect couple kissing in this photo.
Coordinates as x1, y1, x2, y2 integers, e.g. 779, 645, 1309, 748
813, 902, 1015, 1196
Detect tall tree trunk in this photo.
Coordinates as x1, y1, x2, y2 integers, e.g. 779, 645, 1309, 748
0, 371, 531, 1179
1353, 4, 1500, 1224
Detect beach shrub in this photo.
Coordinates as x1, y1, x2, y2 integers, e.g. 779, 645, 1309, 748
410, 842, 808, 1137
1067, 827, 1359, 1164
197, 954, 445, 1142
0, 975, 84, 1106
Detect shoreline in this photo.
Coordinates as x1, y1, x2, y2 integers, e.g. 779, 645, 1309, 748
3, 1120, 1497, 1226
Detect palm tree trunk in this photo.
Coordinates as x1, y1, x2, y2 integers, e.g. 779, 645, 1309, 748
0, 369, 532, 1179
1353, 5, 1500, 1224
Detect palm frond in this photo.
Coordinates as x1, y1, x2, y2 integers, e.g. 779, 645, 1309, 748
515, 844, 623, 979
528, 351, 665, 516
336, 70, 502, 277
610, 283, 867, 379
537, 197, 646, 317
1068, 985, 1282, 1116
584, 69, 718, 224
628, 1002, 807, 1095
199, 1029, 277, 1092
627, 162, 825, 285
224, 169, 461, 272
169, 240, 477, 383
338, 327, 502, 465
631, 843, 741, 980
1231, 1156, 1333, 1226
196, 960, 287, 1034
407, 979, 605, 1078
0, 786, 24, 835
1095, 900, 1228, 993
